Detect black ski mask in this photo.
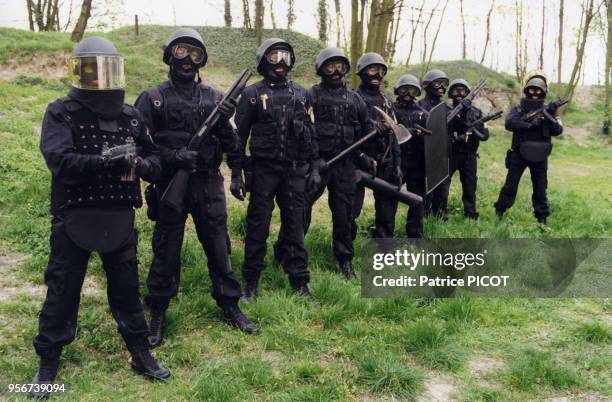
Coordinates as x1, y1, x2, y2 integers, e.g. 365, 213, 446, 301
168, 39, 204, 84
359, 71, 385, 92
320, 59, 348, 88
426, 82, 446, 100
68, 87, 125, 120
520, 97, 544, 112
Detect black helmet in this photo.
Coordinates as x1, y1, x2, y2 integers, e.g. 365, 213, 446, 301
315, 47, 350, 75
163, 27, 207, 67
523, 77, 547, 95
422, 69, 449, 88
394, 74, 421, 96
68, 37, 125, 90
448, 78, 471, 94
256, 37, 295, 74
356, 52, 387, 74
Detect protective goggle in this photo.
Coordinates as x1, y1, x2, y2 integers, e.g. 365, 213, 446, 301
171, 43, 206, 64
431, 78, 449, 89
449, 86, 469, 97
365, 65, 387, 77
266, 49, 293, 66
322, 60, 348, 75
68, 55, 125, 90
397, 85, 419, 97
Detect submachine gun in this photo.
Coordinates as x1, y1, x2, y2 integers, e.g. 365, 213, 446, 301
452, 110, 503, 142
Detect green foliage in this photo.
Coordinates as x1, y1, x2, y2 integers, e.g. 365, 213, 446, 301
575, 322, 612, 343
506, 348, 582, 391
356, 352, 424, 398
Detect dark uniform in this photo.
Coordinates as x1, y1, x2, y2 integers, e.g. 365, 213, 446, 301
393, 74, 428, 238
229, 38, 317, 300
31, 37, 169, 397
447, 79, 489, 219
353, 53, 402, 239
494, 77, 563, 223
137, 28, 256, 347
302, 47, 370, 279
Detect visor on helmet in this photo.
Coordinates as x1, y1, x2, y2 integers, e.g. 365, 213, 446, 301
68, 55, 125, 90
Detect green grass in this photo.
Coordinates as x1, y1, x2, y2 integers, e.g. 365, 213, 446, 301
0, 27, 611, 401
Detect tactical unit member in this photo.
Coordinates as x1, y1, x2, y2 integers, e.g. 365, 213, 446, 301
393, 74, 428, 238
303, 47, 369, 280
494, 76, 563, 224
419, 69, 450, 219
353, 52, 402, 238
228, 38, 317, 302
136, 28, 257, 347
447, 79, 489, 219
32, 37, 169, 397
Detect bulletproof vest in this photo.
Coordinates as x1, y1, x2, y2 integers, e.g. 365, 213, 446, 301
449, 107, 481, 154
146, 80, 223, 170
511, 104, 552, 147
52, 98, 142, 212
395, 101, 425, 159
311, 84, 361, 158
356, 87, 394, 160
249, 80, 312, 162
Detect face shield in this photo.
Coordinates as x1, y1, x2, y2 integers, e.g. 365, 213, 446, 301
68, 55, 126, 90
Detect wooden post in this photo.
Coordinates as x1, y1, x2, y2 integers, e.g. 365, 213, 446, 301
134, 14, 139, 36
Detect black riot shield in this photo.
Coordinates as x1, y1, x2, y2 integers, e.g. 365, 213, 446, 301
424, 102, 449, 194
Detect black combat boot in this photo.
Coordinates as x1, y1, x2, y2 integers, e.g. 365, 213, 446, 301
241, 281, 258, 304
28, 355, 60, 400
294, 284, 313, 300
147, 309, 166, 348
495, 208, 505, 218
537, 216, 547, 225
465, 212, 479, 220
221, 305, 259, 333
130, 349, 171, 381
339, 260, 357, 281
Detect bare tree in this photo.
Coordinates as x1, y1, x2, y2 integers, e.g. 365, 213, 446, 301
350, 0, 367, 87
70, 0, 92, 42
425, 0, 449, 73
557, 0, 564, 96
287, 0, 296, 29
460, 0, 467, 59
334, 0, 342, 46
604, 0, 611, 134
225, 0, 232, 27
564, 0, 606, 106
405, 0, 426, 66
318, 0, 328, 42
242, 0, 252, 30
539, 0, 545, 70
365, 0, 396, 56
269, 0, 277, 29
27, 0, 61, 31
26, 0, 35, 30
255, 0, 264, 44
514, 0, 527, 85
420, 0, 441, 65
386, 0, 404, 62
480, 0, 495, 64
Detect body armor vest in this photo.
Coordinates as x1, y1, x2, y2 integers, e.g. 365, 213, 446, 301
146, 81, 223, 170
357, 87, 394, 160
395, 101, 425, 160
249, 80, 312, 162
52, 98, 142, 212
311, 84, 361, 158
449, 107, 482, 154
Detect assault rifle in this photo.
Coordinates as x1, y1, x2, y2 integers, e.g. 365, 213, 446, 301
161, 68, 252, 211
446, 79, 486, 124
452, 110, 502, 142
520, 97, 568, 125
102, 137, 137, 181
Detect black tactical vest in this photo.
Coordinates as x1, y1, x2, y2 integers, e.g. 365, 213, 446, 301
249, 80, 312, 162
146, 81, 223, 169
395, 101, 425, 159
52, 98, 142, 212
311, 84, 361, 158
449, 107, 482, 154
356, 87, 394, 159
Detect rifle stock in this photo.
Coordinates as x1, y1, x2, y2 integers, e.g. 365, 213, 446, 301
160, 68, 252, 211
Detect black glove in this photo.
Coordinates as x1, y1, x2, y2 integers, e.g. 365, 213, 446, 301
546, 101, 560, 115
393, 165, 403, 189
134, 156, 153, 178
218, 98, 237, 122
359, 153, 377, 176
230, 169, 246, 201
173, 147, 198, 169
306, 160, 322, 191
529, 116, 545, 129
461, 98, 472, 109
97, 154, 132, 174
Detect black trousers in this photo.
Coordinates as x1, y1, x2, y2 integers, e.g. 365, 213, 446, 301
494, 150, 550, 219
352, 164, 399, 239
449, 151, 478, 216
243, 158, 309, 289
145, 171, 242, 312
303, 158, 356, 263
34, 216, 148, 357
404, 162, 426, 238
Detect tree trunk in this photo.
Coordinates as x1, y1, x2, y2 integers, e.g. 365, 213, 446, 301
70, 0, 92, 42
604, 0, 611, 134
406, 0, 426, 66
539, 0, 545, 70
514, 0, 526, 85
386, 0, 403, 62
318, 0, 328, 42
350, 0, 366, 87
421, 0, 441, 65
480, 0, 495, 64
334, 0, 342, 46
460, 0, 467, 59
255, 0, 264, 45
425, 0, 449, 73
26, 0, 35, 30
557, 0, 564, 96
365, 0, 379, 52
243, 0, 252, 30
269, 0, 277, 29
225, 0, 232, 27
287, 0, 296, 29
